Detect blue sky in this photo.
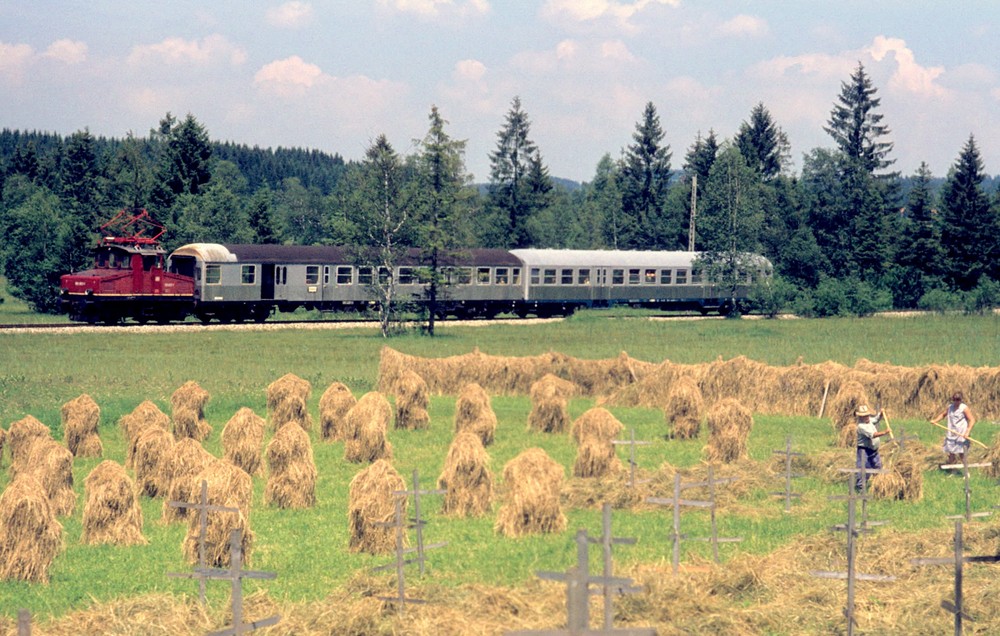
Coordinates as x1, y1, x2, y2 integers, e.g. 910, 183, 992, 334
2, 1, 999, 184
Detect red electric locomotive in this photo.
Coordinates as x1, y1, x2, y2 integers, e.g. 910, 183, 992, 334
59, 209, 196, 324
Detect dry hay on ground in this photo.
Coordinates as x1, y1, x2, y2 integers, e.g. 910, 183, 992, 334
14, 438, 77, 517
170, 381, 211, 441
82, 460, 146, 546
267, 373, 313, 431
454, 383, 497, 446
495, 448, 566, 537
378, 346, 655, 398
699, 355, 782, 413
264, 422, 317, 509
870, 445, 925, 501
982, 430, 1000, 479
61, 393, 102, 458
343, 392, 393, 464
134, 426, 175, 498
319, 382, 356, 441
221, 407, 265, 476
181, 459, 253, 568
570, 407, 623, 443
119, 401, 170, 469
527, 375, 575, 434
704, 398, 753, 464
828, 379, 868, 448
664, 375, 704, 440
347, 458, 407, 554
7, 415, 51, 472
437, 431, 493, 517
393, 369, 430, 431
159, 439, 216, 523
0, 475, 63, 583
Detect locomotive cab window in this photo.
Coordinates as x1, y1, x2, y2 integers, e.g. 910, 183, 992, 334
561, 269, 573, 285
577, 269, 590, 285
494, 268, 509, 285
305, 265, 320, 285
337, 266, 352, 285
205, 265, 221, 285
675, 269, 688, 284
241, 265, 256, 285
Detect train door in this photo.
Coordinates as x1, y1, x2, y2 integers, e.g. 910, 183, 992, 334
261, 264, 275, 300
593, 268, 611, 305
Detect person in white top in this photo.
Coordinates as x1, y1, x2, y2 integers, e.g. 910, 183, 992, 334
930, 391, 977, 466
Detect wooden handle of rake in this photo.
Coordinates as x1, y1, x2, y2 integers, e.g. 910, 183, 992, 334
926, 419, 989, 449
881, 409, 894, 441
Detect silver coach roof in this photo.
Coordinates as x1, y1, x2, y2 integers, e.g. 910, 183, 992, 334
510, 249, 697, 269
169, 243, 239, 263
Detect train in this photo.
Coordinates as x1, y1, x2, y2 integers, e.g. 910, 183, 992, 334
59, 211, 771, 325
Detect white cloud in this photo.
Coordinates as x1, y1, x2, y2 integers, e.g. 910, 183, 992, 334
541, 0, 680, 30
266, 2, 315, 28
717, 14, 768, 38
0, 41, 33, 83
377, 0, 490, 18
600, 40, 635, 62
453, 59, 487, 82
127, 35, 247, 67
868, 35, 946, 97
44, 39, 88, 64
254, 56, 324, 95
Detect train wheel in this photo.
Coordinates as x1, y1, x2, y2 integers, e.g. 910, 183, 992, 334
196, 313, 211, 325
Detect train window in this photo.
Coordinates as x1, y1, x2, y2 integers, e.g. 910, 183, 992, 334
660, 270, 672, 284
358, 266, 373, 285
494, 268, 509, 285
378, 267, 391, 284
205, 265, 221, 285
398, 267, 416, 285
577, 269, 591, 285
691, 271, 702, 284
337, 266, 352, 285
445, 267, 471, 284
676, 269, 688, 284
561, 269, 573, 285
241, 265, 256, 285
628, 269, 640, 284
530, 268, 540, 285
543, 269, 557, 285
644, 269, 656, 284
305, 265, 320, 285
280, 266, 287, 285
477, 267, 491, 284
511, 268, 521, 285
612, 269, 624, 285
324, 266, 330, 285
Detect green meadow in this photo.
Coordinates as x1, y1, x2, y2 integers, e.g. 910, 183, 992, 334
0, 312, 998, 620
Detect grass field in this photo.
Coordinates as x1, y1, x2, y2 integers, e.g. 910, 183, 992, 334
1, 313, 999, 633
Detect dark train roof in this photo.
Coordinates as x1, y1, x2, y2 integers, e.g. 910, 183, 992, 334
169, 243, 522, 267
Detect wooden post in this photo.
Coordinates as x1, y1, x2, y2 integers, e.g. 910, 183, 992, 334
941, 460, 992, 522
612, 428, 651, 489
17, 609, 30, 636
166, 480, 240, 604
771, 436, 803, 512
203, 530, 280, 636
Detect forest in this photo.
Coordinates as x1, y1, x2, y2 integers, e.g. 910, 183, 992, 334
1, 63, 998, 317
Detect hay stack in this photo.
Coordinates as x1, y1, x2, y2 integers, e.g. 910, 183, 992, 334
160, 439, 216, 523
16, 438, 77, 517
871, 447, 924, 501
0, 475, 63, 583
704, 398, 754, 464
0, 426, 6, 467
267, 373, 313, 431
61, 393, 103, 458
437, 431, 494, 517
264, 422, 317, 509
664, 375, 704, 440
828, 380, 869, 448
495, 448, 567, 537
171, 381, 212, 441
343, 392, 393, 464
119, 401, 170, 469
221, 408, 265, 476
181, 459, 254, 567
347, 458, 406, 554
454, 383, 497, 446
570, 408, 624, 479
527, 374, 575, 434
394, 370, 430, 431
82, 460, 147, 545
319, 382, 356, 441
570, 407, 624, 443
7, 415, 51, 472
134, 426, 175, 498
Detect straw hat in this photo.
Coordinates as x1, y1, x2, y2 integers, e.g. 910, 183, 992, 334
855, 404, 872, 417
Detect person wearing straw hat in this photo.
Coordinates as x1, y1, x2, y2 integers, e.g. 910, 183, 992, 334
930, 390, 977, 466
855, 404, 889, 491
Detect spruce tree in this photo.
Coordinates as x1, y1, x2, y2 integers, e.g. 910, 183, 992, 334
939, 135, 998, 290
824, 63, 894, 174
735, 103, 784, 180
619, 102, 672, 249
488, 96, 548, 248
